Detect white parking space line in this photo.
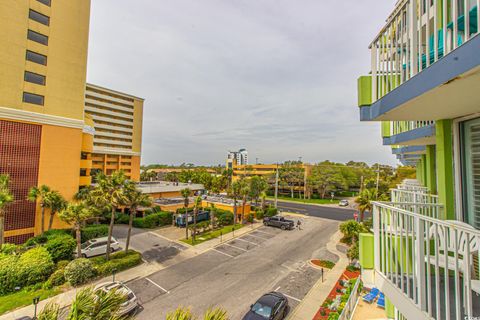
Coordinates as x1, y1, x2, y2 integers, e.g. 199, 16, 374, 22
236, 238, 258, 246
246, 233, 270, 240
283, 293, 302, 302
274, 286, 281, 291
145, 277, 170, 294
212, 248, 235, 258
223, 243, 248, 251
254, 229, 277, 236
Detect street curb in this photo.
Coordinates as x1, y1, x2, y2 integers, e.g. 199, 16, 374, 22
268, 198, 356, 210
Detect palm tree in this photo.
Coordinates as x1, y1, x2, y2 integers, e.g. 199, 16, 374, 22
90, 171, 128, 260
124, 182, 152, 252
239, 179, 250, 223
166, 307, 228, 320
180, 188, 191, 240
37, 286, 129, 320
228, 181, 241, 224
59, 202, 94, 258
28, 185, 52, 235
0, 175, 14, 246
355, 188, 388, 221
47, 191, 67, 231
192, 196, 202, 243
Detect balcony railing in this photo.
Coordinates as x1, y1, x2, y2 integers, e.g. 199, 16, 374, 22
391, 188, 437, 201
391, 120, 435, 135
370, 0, 480, 102
372, 201, 480, 319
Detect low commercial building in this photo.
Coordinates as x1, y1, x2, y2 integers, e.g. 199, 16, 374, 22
137, 181, 204, 199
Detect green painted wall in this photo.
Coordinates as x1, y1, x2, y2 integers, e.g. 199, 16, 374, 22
436, 120, 455, 219
382, 121, 391, 138
386, 298, 395, 319
357, 76, 372, 107
359, 233, 374, 269
426, 145, 437, 194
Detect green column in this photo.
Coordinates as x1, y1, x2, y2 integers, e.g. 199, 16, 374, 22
426, 145, 437, 194
386, 298, 395, 319
359, 233, 374, 269
436, 120, 455, 219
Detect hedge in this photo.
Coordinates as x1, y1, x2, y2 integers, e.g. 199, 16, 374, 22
64, 258, 97, 286
44, 234, 76, 262
92, 250, 142, 276
216, 210, 234, 226
80, 224, 109, 242
115, 213, 130, 224
133, 212, 172, 229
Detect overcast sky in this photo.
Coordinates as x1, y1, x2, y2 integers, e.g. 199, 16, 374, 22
87, 0, 398, 167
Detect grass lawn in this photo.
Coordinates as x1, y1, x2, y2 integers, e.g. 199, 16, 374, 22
0, 287, 62, 315
268, 196, 341, 205
181, 224, 244, 245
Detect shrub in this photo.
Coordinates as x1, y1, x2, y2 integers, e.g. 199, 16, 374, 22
347, 242, 359, 260
80, 224, 109, 242
0, 254, 20, 294
44, 234, 76, 262
24, 234, 48, 247
17, 247, 55, 287
93, 250, 142, 276
133, 214, 157, 228
328, 312, 339, 320
265, 207, 278, 217
157, 211, 173, 226
255, 209, 264, 220
0, 243, 20, 255
115, 213, 130, 224
56, 260, 70, 270
339, 220, 366, 245
346, 264, 360, 272
64, 258, 97, 286
216, 210, 234, 226
246, 214, 254, 223
47, 268, 66, 287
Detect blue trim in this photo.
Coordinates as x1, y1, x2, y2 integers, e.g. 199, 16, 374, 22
392, 145, 427, 155
383, 124, 435, 145
396, 154, 421, 160
360, 34, 480, 121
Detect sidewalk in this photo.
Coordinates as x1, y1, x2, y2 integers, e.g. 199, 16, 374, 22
0, 222, 264, 320
287, 230, 349, 320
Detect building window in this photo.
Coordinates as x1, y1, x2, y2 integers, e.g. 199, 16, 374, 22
23, 92, 44, 106
26, 50, 47, 65
36, 0, 51, 6
24, 71, 46, 85
27, 30, 48, 45
80, 169, 87, 177
29, 9, 50, 26
81, 152, 88, 160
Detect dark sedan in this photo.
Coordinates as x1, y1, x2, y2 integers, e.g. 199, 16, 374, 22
242, 292, 289, 320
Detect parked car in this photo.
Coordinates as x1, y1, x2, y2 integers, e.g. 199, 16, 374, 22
79, 236, 120, 258
94, 281, 138, 316
242, 292, 289, 320
339, 199, 349, 207
263, 216, 294, 230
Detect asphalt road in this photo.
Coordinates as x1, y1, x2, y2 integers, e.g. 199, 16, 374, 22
112, 225, 187, 263
273, 200, 370, 221
127, 216, 338, 320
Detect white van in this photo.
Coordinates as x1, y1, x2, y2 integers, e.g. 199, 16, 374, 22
79, 237, 120, 258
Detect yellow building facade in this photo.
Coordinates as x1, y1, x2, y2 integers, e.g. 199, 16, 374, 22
0, 0, 91, 243
85, 83, 144, 181
0, 1, 144, 243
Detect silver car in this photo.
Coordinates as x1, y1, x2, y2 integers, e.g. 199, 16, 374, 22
339, 199, 349, 207
80, 237, 120, 258
94, 282, 138, 315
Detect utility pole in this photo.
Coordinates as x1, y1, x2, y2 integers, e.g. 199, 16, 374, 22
274, 163, 279, 209
360, 175, 364, 194
303, 165, 307, 200
375, 164, 380, 196
255, 157, 259, 165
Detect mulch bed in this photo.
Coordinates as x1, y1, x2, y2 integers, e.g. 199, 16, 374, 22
312, 269, 361, 320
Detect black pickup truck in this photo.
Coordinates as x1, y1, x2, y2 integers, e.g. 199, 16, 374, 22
263, 216, 295, 230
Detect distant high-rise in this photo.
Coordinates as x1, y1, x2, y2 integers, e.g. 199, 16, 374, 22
226, 149, 248, 169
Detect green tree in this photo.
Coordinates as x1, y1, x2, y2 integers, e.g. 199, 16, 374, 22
166, 307, 229, 320
192, 196, 202, 243
355, 188, 388, 221
28, 185, 52, 235
59, 202, 94, 258
47, 191, 67, 231
249, 176, 269, 206
228, 181, 242, 223
37, 286, 130, 320
180, 188, 191, 239
278, 161, 304, 198
140, 170, 157, 182
124, 183, 152, 252
239, 179, 250, 223
308, 162, 347, 199
90, 171, 128, 260
0, 175, 14, 246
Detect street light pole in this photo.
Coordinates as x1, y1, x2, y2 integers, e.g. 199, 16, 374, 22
33, 296, 40, 320
274, 163, 279, 209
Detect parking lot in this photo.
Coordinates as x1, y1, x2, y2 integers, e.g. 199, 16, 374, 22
125, 216, 337, 320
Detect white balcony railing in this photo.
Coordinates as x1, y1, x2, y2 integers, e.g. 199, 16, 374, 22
391, 120, 435, 135
391, 188, 438, 201
371, 0, 480, 102
373, 201, 480, 319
